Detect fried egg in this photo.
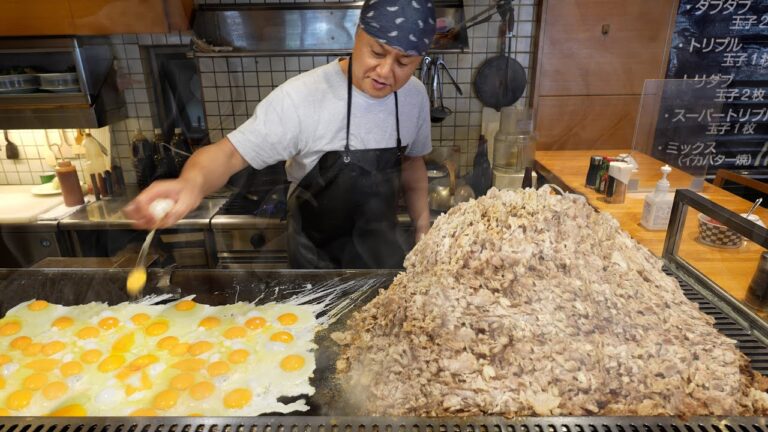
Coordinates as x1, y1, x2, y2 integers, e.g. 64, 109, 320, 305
0, 298, 318, 416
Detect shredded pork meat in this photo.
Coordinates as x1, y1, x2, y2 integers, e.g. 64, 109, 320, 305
332, 187, 768, 416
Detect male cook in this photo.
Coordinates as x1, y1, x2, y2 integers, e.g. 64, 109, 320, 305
124, 0, 436, 269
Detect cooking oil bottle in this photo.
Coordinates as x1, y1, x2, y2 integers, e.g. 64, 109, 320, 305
131, 130, 154, 190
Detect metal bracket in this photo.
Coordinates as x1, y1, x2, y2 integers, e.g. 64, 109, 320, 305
663, 189, 768, 344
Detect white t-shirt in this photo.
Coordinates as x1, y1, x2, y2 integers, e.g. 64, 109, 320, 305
227, 59, 432, 185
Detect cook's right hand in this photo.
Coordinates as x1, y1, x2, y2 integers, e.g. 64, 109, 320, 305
122, 177, 204, 229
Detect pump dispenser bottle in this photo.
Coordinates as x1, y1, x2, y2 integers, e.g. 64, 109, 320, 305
640, 165, 674, 230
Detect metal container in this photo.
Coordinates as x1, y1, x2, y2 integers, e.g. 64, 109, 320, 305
38, 72, 79, 91
0, 74, 39, 93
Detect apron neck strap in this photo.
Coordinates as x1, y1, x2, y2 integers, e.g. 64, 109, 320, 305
345, 57, 402, 163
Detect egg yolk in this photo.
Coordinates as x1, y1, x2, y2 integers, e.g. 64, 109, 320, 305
52, 316, 74, 330
22, 342, 43, 357
81, 349, 103, 364
98, 354, 126, 373
112, 332, 135, 353
157, 336, 179, 351
0, 354, 11, 365
223, 388, 252, 409
98, 317, 120, 330
48, 404, 86, 416
270, 331, 294, 343
280, 354, 305, 372
42, 341, 66, 357
0, 377, 5, 390
5, 389, 32, 410
170, 342, 190, 356
0, 321, 21, 336
129, 354, 159, 371
172, 358, 206, 371
189, 381, 215, 400
223, 326, 247, 340
245, 317, 266, 330
189, 341, 214, 356
228, 349, 249, 364
207, 361, 230, 377
76, 326, 100, 340
278, 313, 299, 326
23, 372, 48, 390
145, 321, 169, 336
198, 316, 221, 329
42, 381, 68, 400
10, 336, 32, 350
152, 389, 180, 410
60, 361, 83, 377
24, 359, 60, 372
0, 408, 8, 416
130, 408, 158, 416
169, 373, 195, 391
175, 300, 196, 311
130, 313, 151, 326
28, 300, 49, 311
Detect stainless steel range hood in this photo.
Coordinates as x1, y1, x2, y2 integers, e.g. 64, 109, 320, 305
192, 1, 469, 56
0, 37, 127, 129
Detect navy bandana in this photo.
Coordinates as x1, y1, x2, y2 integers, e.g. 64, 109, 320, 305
359, 0, 436, 56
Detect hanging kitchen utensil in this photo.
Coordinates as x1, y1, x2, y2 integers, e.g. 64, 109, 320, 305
473, 6, 527, 111
430, 62, 452, 123
4, 130, 19, 160
437, 58, 463, 96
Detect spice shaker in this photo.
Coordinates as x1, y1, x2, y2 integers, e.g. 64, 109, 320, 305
55, 160, 85, 207
606, 162, 632, 204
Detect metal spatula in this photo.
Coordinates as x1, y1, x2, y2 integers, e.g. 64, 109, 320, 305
126, 198, 175, 297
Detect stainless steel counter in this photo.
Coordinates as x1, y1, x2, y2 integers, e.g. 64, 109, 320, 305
58, 198, 227, 230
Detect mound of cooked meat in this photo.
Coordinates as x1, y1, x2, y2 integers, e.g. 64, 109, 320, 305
332, 187, 768, 416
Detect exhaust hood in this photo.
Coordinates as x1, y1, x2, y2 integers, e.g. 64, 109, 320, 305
0, 37, 127, 129
192, 1, 469, 56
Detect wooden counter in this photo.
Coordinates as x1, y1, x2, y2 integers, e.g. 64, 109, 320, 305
535, 150, 767, 308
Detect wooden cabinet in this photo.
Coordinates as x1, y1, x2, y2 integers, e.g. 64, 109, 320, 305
533, 0, 678, 150
0, 0, 193, 36
536, 95, 640, 150
0, 1, 76, 36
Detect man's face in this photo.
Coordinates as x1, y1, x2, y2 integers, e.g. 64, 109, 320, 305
350, 29, 423, 98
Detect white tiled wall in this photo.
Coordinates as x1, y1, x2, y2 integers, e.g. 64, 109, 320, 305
107, 31, 195, 186
196, 0, 538, 173
0, 0, 537, 185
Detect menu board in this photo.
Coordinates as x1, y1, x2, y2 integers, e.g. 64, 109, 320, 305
652, 0, 768, 174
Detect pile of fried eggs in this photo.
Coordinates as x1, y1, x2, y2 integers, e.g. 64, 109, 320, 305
0, 298, 317, 416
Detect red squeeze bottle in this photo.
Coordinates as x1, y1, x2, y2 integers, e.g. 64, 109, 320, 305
55, 160, 85, 207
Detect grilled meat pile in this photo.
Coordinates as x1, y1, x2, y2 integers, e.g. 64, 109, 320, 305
332, 188, 768, 416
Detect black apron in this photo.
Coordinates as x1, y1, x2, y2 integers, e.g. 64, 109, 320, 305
287, 58, 407, 269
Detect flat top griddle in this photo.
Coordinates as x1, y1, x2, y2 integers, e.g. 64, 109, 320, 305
0, 268, 766, 424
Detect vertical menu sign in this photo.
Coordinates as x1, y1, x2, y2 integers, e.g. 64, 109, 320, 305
654, 0, 768, 173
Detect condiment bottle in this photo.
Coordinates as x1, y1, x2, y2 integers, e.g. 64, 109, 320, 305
151, 128, 177, 180
471, 135, 492, 196
640, 165, 674, 230
55, 160, 85, 207
131, 129, 154, 190
170, 127, 191, 173
82, 132, 108, 192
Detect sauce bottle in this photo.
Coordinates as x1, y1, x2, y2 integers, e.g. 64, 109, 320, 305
131, 130, 154, 190
170, 128, 191, 173
55, 160, 85, 207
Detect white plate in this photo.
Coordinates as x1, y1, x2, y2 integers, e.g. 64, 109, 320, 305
31, 183, 62, 196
